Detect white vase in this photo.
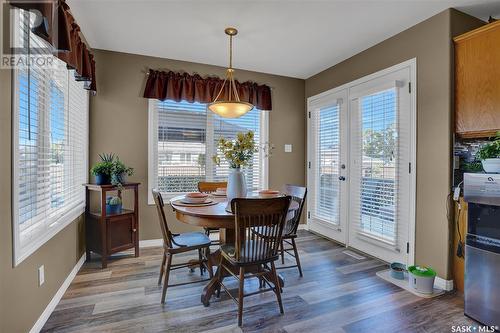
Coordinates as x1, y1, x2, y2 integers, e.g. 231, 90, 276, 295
226, 167, 247, 212
482, 158, 500, 173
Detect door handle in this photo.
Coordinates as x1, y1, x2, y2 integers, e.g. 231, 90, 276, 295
339, 176, 346, 181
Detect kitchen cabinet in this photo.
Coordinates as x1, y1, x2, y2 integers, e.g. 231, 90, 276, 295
454, 20, 500, 138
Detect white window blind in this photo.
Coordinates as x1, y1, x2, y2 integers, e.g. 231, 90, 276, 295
149, 100, 268, 198
351, 88, 398, 244
13, 9, 89, 265
310, 104, 341, 225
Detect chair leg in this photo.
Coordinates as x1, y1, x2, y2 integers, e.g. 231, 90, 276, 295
158, 251, 166, 285
198, 249, 205, 276
205, 247, 213, 279
271, 261, 284, 314
216, 257, 224, 298
291, 238, 303, 277
161, 253, 172, 304
280, 241, 285, 264
258, 264, 264, 288
238, 267, 245, 327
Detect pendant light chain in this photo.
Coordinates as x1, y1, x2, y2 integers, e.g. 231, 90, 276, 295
229, 33, 233, 69
207, 27, 254, 118
227, 33, 241, 102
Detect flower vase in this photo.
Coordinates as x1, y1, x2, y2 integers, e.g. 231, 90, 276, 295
226, 167, 247, 212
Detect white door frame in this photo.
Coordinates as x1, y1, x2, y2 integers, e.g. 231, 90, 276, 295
306, 58, 417, 266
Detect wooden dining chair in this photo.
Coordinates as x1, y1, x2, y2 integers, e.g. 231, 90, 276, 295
215, 196, 292, 327
278, 185, 307, 277
198, 181, 227, 194
198, 181, 227, 244
152, 189, 213, 304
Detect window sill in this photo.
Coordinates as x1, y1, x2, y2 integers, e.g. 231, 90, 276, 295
14, 204, 85, 267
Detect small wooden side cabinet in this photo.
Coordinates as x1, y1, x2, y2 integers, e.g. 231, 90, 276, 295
84, 183, 140, 268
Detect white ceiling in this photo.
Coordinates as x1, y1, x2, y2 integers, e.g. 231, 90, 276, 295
67, 0, 500, 79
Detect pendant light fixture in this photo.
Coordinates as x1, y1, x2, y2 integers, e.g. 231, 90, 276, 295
207, 27, 254, 118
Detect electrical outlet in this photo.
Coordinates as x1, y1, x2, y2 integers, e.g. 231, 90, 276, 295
284, 144, 292, 153
38, 265, 45, 286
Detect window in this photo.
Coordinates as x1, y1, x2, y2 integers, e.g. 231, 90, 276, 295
12, 9, 89, 265
148, 100, 268, 201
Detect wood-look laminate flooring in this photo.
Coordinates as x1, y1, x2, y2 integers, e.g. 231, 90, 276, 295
42, 230, 475, 332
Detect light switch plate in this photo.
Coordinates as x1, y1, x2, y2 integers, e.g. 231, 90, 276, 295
453, 186, 461, 201
38, 265, 45, 286
284, 144, 292, 153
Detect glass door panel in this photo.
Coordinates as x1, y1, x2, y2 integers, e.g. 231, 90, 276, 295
307, 89, 348, 244
316, 104, 340, 223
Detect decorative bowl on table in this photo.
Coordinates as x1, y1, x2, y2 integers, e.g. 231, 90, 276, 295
182, 192, 209, 204
258, 190, 280, 198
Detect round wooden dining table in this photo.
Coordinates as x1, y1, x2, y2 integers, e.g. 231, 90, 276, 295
170, 194, 297, 306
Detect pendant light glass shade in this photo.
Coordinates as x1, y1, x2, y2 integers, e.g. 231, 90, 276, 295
208, 28, 254, 118
208, 100, 254, 118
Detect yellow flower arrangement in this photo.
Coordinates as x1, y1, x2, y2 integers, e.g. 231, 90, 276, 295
212, 131, 257, 169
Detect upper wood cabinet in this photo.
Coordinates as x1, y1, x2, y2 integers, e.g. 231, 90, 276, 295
454, 21, 500, 138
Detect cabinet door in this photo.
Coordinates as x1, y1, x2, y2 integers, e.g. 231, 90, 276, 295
107, 215, 135, 254
455, 22, 500, 138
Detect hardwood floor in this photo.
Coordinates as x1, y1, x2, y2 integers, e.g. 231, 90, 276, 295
42, 230, 475, 332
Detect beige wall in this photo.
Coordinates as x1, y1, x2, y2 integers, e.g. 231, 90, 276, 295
89, 50, 305, 239
305, 8, 483, 279
0, 40, 86, 333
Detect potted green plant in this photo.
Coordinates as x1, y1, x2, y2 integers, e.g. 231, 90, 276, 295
476, 132, 500, 173
212, 131, 257, 211
111, 158, 134, 187
90, 153, 115, 185
106, 196, 122, 215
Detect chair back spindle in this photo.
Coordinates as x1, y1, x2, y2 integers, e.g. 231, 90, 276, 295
281, 185, 307, 236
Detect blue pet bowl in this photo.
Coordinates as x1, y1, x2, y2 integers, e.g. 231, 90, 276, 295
390, 262, 406, 280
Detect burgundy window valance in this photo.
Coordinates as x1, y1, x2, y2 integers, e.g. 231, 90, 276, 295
9, 0, 97, 93
143, 69, 272, 111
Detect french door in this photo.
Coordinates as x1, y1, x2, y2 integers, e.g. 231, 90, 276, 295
347, 66, 413, 264
307, 60, 415, 265
307, 89, 349, 244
